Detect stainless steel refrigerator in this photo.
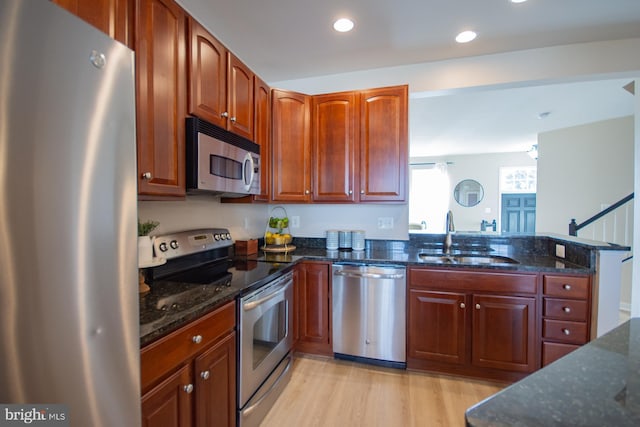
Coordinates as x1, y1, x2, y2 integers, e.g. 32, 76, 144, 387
0, 1, 140, 425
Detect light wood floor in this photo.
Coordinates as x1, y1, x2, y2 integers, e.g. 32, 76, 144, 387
261, 354, 505, 427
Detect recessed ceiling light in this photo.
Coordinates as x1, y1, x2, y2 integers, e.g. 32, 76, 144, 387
510, 0, 528, 3
333, 18, 354, 33
538, 111, 551, 119
455, 30, 477, 43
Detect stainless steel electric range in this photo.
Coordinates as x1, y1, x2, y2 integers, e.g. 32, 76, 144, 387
141, 228, 294, 427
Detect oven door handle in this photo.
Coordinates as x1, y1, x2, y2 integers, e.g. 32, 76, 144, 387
242, 281, 289, 311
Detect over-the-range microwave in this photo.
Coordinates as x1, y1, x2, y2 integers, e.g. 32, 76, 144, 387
186, 117, 260, 197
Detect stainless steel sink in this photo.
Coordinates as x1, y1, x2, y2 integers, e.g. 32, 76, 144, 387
418, 253, 518, 265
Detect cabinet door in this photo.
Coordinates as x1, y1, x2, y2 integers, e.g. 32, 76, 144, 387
141, 364, 193, 427
136, 0, 186, 198
408, 289, 468, 365
187, 18, 227, 129
252, 76, 271, 201
52, 0, 133, 47
312, 92, 358, 202
194, 332, 236, 427
227, 53, 254, 140
296, 262, 331, 355
359, 85, 408, 202
472, 294, 536, 372
271, 89, 312, 202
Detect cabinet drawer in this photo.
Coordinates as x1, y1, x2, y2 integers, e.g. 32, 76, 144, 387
543, 275, 589, 299
543, 298, 588, 321
141, 301, 236, 392
542, 342, 580, 366
542, 319, 588, 344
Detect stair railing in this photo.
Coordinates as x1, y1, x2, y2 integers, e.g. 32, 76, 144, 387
569, 193, 634, 236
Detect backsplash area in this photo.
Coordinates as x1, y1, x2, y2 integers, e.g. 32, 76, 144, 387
138, 197, 410, 240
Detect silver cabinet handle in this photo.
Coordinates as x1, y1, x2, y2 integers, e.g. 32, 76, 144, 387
562, 328, 571, 335
460, 303, 466, 309
475, 304, 481, 310
305, 190, 310, 194
348, 190, 353, 195
360, 190, 365, 194
200, 371, 210, 380
563, 284, 572, 290
230, 116, 236, 122
192, 335, 203, 344
221, 111, 229, 118
142, 172, 152, 180
183, 384, 194, 394
563, 306, 571, 313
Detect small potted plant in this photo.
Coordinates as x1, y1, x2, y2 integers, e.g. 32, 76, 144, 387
138, 219, 159, 265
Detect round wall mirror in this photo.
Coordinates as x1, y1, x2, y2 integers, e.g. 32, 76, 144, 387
454, 179, 484, 207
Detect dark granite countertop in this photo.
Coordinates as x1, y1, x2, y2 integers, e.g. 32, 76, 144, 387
465, 317, 640, 426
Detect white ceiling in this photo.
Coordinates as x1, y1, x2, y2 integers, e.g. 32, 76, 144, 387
180, 0, 640, 156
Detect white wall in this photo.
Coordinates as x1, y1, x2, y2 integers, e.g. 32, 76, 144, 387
411, 152, 536, 232
138, 197, 410, 240
536, 116, 634, 235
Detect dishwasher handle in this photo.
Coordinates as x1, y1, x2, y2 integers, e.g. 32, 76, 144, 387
333, 270, 405, 280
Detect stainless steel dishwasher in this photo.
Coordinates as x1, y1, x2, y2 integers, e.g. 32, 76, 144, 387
332, 263, 406, 368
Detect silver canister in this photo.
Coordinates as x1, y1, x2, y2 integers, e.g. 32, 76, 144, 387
339, 230, 352, 249
326, 230, 339, 250
351, 230, 365, 251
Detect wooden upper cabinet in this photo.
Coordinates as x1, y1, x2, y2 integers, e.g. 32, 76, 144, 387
135, 0, 186, 198
188, 17, 227, 129
253, 76, 271, 201
227, 53, 254, 140
312, 92, 358, 202
271, 89, 312, 202
359, 85, 408, 202
187, 18, 254, 140
52, 0, 134, 48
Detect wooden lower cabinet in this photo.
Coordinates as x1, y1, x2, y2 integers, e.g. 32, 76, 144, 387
142, 365, 193, 427
407, 268, 538, 381
295, 261, 332, 355
141, 302, 236, 427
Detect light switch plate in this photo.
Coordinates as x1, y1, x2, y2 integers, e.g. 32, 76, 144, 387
290, 216, 300, 228
555, 244, 566, 258
377, 217, 394, 229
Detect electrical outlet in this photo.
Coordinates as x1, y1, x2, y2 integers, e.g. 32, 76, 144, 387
377, 217, 394, 229
290, 216, 300, 228
555, 244, 566, 258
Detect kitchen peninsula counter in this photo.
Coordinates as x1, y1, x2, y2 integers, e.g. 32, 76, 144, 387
465, 317, 640, 426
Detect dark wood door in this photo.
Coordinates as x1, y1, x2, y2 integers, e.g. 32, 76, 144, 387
227, 53, 254, 140
359, 85, 408, 202
296, 262, 332, 355
472, 294, 536, 373
253, 76, 271, 201
141, 364, 193, 427
136, 0, 186, 198
187, 17, 227, 129
194, 332, 236, 427
312, 91, 358, 202
52, 0, 133, 47
408, 289, 468, 365
501, 193, 536, 233
271, 89, 311, 202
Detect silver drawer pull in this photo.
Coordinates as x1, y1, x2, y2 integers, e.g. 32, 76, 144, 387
475, 304, 481, 310
201, 370, 210, 380
562, 328, 571, 335
183, 384, 194, 394
460, 303, 466, 309
563, 306, 571, 313
192, 335, 203, 344
563, 284, 572, 290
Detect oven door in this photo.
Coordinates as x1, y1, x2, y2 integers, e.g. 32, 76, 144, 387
239, 271, 293, 407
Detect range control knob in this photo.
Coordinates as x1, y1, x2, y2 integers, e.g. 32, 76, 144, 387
158, 242, 168, 252
225, 233, 231, 240
214, 234, 221, 241
220, 234, 227, 240
170, 240, 179, 249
